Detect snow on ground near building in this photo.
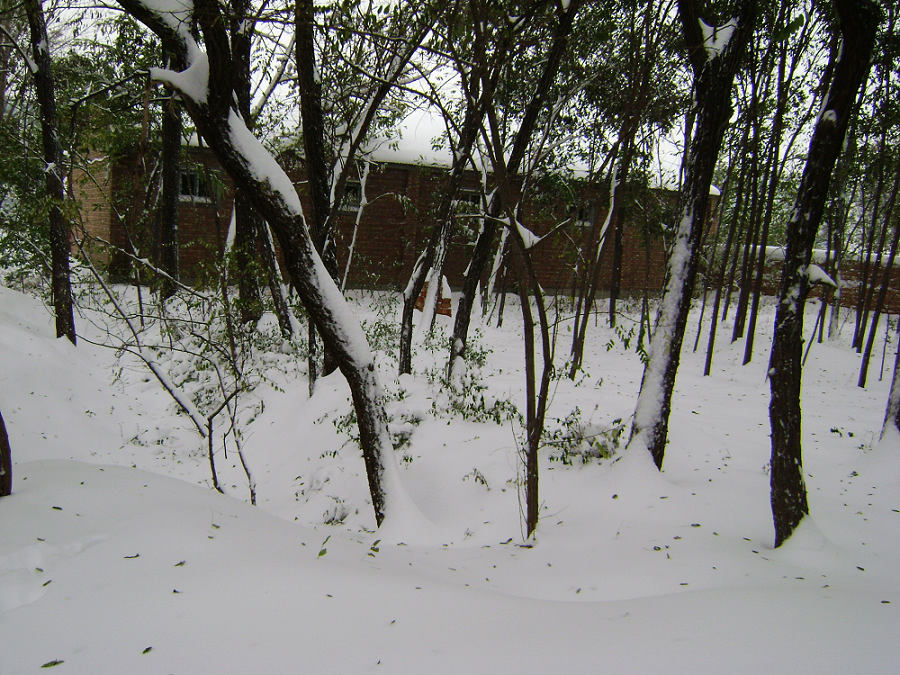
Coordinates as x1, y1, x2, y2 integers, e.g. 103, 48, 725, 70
1, 282, 898, 672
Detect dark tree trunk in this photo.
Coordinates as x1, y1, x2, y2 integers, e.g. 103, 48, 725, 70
158, 85, 181, 299
858, 162, 900, 388
25, 0, 76, 345
629, 0, 755, 469
399, 3, 509, 376
883, 323, 900, 441
296, 0, 339, 381
485, 104, 553, 539
0, 409, 11, 497
769, 0, 878, 548
731, 108, 762, 343
399, 108, 480, 375
296, 0, 334, 276
743, 33, 790, 365
609, 201, 625, 327
232, 192, 264, 323
448, 0, 581, 376
231, 0, 263, 324
258, 221, 294, 338
119, 0, 401, 526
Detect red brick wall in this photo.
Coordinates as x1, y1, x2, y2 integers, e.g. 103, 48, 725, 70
754, 258, 900, 314
80, 152, 897, 318
71, 154, 115, 265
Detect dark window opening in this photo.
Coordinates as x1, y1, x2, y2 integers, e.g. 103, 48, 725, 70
455, 189, 482, 215
179, 170, 211, 202
340, 180, 362, 213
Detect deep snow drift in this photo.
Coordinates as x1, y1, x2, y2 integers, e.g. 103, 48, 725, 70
1, 282, 897, 673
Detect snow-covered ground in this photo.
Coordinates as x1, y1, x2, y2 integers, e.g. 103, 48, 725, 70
1, 282, 897, 673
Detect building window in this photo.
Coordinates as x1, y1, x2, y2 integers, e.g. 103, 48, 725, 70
455, 189, 482, 215
572, 201, 595, 228
339, 180, 362, 213
179, 170, 212, 203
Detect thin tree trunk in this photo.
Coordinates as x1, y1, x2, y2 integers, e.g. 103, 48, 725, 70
882, 322, 900, 441
120, 0, 406, 527
852, 134, 888, 351
400, 100, 485, 375
569, 171, 620, 376
25, 0, 76, 345
718, 125, 752, 325
856, 144, 894, 355
297, 0, 338, 383
768, 0, 877, 547
731, 114, 762, 342
859, 169, 899, 387
0, 409, 11, 497
629, 0, 755, 469
743, 40, 789, 365
258, 221, 294, 338
231, 0, 263, 324
484, 101, 553, 538
158, 83, 181, 299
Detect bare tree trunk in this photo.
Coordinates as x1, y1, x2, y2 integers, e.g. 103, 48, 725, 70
859, 166, 899, 388
629, 0, 755, 469
716, 124, 752, 330
231, 0, 263, 324
400, 100, 484, 375
296, 0, 337, 383
731, 106, 762, 343
743, 26, 789, 365
484, 101, 553, 539
569, 172, 619, 376
768, 0, 877, 547
258, 221, 294, 338
0, 409, 11, 497
158, 84, 181, 299
883, 322, 900, 441
25, 0, 76, 345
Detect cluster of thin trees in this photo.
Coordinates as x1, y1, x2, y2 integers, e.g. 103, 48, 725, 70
0, 0, 896, 547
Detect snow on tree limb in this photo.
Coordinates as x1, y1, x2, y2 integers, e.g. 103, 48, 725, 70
114, 0, 417, 529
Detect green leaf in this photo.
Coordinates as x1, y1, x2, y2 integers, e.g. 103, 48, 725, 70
41, 660, 64, 668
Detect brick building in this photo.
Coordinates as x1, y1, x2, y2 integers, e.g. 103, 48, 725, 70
74, 145, 900, 314
73, 144, 680, 296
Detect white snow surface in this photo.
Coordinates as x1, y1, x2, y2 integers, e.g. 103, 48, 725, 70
1, 282, 898, 672
699, 18, 737, 61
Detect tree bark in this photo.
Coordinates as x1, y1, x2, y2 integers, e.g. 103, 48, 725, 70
629, 0, 755, 469
743, 23, 790, 365
296, 0, 339, 381
231, 0, 264, 324
768, 0, 878, 547
858, 162, 900, 388
399, 106, 480, 375
25, 0, 76, 345
158, 84, 181, 299
883, 323, 900, 441
0, 408, 11, 497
